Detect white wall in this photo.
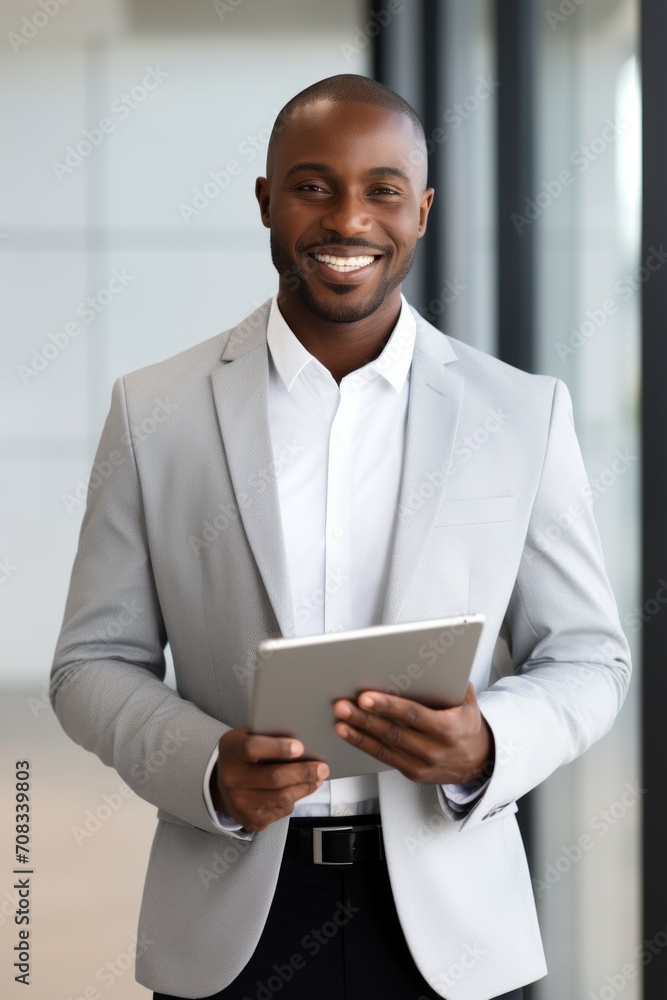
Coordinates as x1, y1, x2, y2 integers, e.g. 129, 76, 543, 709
0, 0, 370, 686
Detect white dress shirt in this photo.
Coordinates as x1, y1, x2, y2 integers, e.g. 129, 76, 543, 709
203, 293, 488, 836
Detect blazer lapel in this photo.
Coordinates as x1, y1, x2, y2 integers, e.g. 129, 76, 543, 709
210, 301, 296, 639
381, 311, 463, 624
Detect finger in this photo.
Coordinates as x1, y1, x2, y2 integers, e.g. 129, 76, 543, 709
336, 693, 429, 731
239, 779, 328, 820
333, 721, 427, 778
235, 729, 306, 764
462, 681, 479, 710
240, 760, 330, 791
333, 710, 443, 767
340, 691, 459, 736
334, 694, 443, 744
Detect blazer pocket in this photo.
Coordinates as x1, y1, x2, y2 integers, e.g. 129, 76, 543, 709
434, 495, 517, 527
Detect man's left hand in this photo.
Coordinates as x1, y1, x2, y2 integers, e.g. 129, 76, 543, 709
332, 682, 494, 785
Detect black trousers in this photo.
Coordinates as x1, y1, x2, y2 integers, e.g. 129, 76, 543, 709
154, 816, 524, 1000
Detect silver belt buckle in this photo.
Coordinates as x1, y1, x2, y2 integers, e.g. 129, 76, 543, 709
312, 825, 354, 865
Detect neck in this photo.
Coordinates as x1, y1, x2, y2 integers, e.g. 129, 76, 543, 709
276, 287, 403, 385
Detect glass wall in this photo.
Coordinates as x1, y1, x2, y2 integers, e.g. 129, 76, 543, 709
531, 1, 640, 996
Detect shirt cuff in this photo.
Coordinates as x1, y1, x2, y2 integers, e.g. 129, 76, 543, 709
440, 777, 491, 813
203, 745, 255, 840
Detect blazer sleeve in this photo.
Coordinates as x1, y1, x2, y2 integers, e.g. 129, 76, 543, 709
447, 377, 632, 832
49, 376, 235, 837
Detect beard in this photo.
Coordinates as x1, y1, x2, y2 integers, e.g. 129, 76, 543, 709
269, 233, 416, 324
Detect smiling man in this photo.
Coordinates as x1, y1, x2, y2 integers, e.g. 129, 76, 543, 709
51, 75, 630, 1000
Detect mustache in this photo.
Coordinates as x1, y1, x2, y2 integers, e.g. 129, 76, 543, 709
300, 238, 391, 255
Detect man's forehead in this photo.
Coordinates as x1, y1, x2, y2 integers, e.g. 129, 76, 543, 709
275, 104, 421, 171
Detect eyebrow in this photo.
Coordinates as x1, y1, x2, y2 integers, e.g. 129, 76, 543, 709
285, 161, 411, 183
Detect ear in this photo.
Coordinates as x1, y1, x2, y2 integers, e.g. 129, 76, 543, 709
417, 187, 435, 238
255, 177, 271, 228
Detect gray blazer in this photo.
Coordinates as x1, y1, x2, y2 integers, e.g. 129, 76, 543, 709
50, 299, 631, 1000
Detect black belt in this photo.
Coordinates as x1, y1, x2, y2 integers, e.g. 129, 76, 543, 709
286, 817, 384, 865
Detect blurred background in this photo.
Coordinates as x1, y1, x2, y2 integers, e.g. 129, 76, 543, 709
0, 0, 654, 997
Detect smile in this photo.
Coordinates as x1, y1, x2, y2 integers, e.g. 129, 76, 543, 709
311, 253, 377, 273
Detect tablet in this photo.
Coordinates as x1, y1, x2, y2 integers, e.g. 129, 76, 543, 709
249, 614, 485, 779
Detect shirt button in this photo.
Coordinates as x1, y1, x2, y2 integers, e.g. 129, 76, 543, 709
329, 624, 344, 633
332, 526, 343, 538
334, 804, 351, 816
335, 431, 345, 442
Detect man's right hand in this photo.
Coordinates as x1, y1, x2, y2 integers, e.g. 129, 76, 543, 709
211, 727, 330, 833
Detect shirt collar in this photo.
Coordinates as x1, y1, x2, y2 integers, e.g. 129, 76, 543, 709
266, 292, 416, 393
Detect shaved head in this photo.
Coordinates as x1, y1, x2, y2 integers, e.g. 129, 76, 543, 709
266, 74, 428, 188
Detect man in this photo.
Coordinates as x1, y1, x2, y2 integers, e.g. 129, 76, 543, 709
50, 75, 631, 1000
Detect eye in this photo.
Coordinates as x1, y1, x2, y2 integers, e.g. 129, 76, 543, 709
296, 184, 328, 193
371, 187, 400, 196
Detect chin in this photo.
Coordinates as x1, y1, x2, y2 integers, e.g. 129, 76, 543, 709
304, 294, 387, 325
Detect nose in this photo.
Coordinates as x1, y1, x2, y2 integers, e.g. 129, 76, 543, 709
319, 191, 373, 237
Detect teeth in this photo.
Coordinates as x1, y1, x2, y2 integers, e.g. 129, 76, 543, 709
312, 253, 376, 272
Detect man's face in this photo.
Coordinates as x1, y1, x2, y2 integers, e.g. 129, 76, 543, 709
256, 100, 433, 324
